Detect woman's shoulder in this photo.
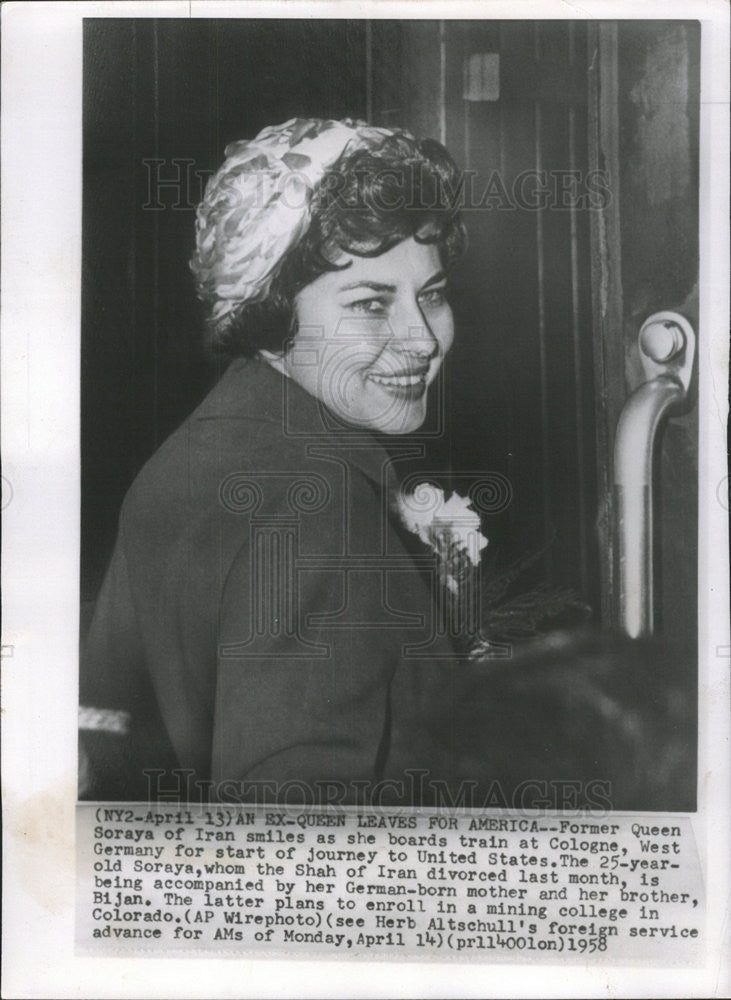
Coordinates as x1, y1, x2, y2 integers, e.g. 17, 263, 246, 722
189, 356, 284, 425
119, 358, 337, 531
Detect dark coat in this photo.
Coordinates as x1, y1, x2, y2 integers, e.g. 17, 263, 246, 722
81, 357, 469, 803
80, 357, 697, 810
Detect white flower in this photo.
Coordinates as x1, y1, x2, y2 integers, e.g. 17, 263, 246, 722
395, 484, 488, 593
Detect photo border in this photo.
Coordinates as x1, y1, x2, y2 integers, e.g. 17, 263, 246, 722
2, 1, 729, 997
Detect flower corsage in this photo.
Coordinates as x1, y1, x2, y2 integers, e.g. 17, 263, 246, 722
395, 482, 590, 658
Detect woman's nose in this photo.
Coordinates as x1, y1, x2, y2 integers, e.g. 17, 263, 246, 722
390, 299, 440, 359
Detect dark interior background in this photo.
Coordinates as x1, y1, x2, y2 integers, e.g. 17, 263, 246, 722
82, 20, 699, 677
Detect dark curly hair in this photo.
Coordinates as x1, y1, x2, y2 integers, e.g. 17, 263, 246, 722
205, 132, 467, 359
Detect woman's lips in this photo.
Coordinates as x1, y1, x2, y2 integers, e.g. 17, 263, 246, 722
366, 370, 428, 399
368, 372, 425, 386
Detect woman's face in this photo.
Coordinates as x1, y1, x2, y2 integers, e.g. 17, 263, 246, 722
272, 237, 454, 434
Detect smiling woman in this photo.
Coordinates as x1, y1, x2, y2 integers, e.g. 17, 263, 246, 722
79, 111, 697, 813
79, 118, 476, 804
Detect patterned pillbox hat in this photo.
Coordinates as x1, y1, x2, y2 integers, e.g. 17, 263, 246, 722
190, 117, 412, 326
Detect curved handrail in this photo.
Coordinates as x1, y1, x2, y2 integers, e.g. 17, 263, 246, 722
613, 376, 685, 638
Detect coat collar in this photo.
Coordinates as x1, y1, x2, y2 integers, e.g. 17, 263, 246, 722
193, 356, 423, 492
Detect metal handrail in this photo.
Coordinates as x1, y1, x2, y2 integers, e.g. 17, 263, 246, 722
613, 312, 695, 638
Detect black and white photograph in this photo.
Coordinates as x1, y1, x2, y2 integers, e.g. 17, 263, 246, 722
79, 17, 699, 810
1, 2, 729, 996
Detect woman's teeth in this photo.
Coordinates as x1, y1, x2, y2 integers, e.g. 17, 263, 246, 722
368, 373, 426, 387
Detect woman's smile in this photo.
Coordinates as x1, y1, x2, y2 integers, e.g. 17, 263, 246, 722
365, 365, 429, 401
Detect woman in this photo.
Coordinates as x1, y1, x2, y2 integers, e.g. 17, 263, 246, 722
80, 118, 693, 809
80, 118, 479, 805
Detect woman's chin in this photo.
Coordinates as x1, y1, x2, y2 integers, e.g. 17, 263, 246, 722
326, 389, 428, 434
377, 414, 424, 434
371, 405, 427, 435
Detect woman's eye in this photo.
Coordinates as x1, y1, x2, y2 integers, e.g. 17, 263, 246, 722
347, 298, 389, 315
418, 287, 448, 308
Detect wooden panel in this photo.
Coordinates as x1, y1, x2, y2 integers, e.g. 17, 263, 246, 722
587, 22, 625, 626
587, 21, 699, 653
616, 22, 699, 663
